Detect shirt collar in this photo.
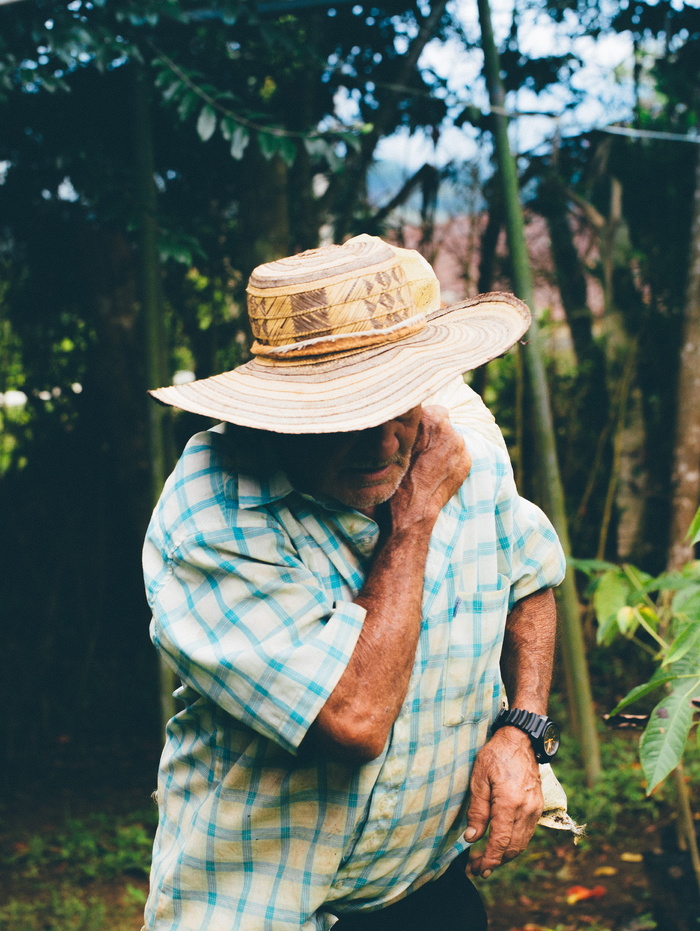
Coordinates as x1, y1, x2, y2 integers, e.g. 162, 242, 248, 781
221, 426, 379, 551
237, 469, 294, 508
235, 468, 379, 555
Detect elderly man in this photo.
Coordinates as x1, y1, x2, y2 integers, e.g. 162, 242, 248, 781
143, 235, 566, 930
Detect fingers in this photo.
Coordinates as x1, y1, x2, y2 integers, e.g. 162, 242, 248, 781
468, 796, 541, 878
414, 407, 471, 487
464, 756, 492, 844
391, 406, 471, 526
464, 731, 544, 878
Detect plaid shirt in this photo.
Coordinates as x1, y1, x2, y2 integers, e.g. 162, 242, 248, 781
143, 423, 565, 931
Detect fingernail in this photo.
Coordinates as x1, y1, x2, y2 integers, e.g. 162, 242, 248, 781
483, 870, 492, 879
465, 827, 476, 840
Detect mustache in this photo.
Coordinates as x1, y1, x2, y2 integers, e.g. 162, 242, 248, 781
347, 454, 406, 471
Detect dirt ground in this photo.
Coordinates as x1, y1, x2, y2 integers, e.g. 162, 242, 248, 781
0, 739, 695, 931
483, 834, 656, 931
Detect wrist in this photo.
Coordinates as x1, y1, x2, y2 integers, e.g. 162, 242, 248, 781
386, 511, 439, 539
492, 724, 534, 755
509, 698, 548, 717
492, 708, 560, 763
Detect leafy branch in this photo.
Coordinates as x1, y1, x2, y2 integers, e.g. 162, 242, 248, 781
572, 506, 700, 793
150, 43, 371, 166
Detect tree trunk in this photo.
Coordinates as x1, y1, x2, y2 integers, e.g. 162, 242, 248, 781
228, 146, 291, 349
132, 65, 177, 734
664, 145, 700, 898
237, 146, 290, 260
601, 177, 650, 563
667, 147, 700, 570
477, 172, 504, 295
534, 167, 611, 552
536, 170, 598, 368
477, 0, 601, 785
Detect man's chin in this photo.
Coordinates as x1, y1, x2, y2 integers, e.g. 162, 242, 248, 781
343, 488, 395, 511
336, 472, 406, 512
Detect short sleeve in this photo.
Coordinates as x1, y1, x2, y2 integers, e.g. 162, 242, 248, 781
147, 510, 366, 756
492, 457, 567, 609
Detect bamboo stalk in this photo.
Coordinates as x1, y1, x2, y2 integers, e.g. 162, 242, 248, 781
477, 0, 601, 784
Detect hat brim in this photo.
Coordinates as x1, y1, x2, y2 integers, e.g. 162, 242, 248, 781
150, 292, 530, 434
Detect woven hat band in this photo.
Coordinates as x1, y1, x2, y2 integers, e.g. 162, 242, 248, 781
246, 234, 440, 358
249, 314, 427, 359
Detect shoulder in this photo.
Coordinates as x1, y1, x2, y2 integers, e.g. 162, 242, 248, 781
165, 429, 235, 525
453, 422, 514, 487
146, 429, 290, 555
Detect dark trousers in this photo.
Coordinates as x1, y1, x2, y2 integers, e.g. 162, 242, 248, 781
331, 853, 488, 930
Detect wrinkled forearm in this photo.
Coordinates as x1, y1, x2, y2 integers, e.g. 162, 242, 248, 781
307, 522, 433, 763
500, 587, 557, 715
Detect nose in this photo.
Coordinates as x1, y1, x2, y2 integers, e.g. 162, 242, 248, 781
359, 420, 401, 464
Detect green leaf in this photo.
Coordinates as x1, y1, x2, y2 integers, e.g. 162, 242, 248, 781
662, 622, 700, 668
303, 136, 329, 158
230, 125, 250, 160
275, 136, 297, 167
220, 116, 236, 142
197, 106, 217, 142
593, 569, 632, 642
672, 584, 700, 621
617, 605, 640, 636
338, 130, 363, 153
596, 609, 622, 646
162, 81, 182, 103
642, 571, 698, 594
622, 563, 654, 598
154, 69, 170, 89
567, 556, 619, 576
609, 675, 678, 715
178, 92, 199, 122
687, 505, 700, 545
258, 131, 276, 160
640, 674, 699, 792
256, 131, 296, 166
303, 135, 341, 171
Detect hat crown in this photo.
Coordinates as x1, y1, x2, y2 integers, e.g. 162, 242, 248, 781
246, 235, 440, 359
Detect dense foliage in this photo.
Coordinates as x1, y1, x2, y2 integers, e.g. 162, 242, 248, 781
1, 0, 698, 777
575, 508, 700, 792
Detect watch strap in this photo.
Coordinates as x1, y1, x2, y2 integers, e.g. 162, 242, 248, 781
493, 707, 559, 763
494, 707, 547, 738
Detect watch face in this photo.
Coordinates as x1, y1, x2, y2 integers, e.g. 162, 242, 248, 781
542, 722, 560, 758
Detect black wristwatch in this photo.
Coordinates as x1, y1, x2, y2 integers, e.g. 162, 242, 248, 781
492, 708, 560, 763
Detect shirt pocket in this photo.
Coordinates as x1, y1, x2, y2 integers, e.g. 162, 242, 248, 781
442, 575, 510, 726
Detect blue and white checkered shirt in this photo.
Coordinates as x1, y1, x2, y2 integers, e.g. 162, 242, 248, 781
143, 422, 565, 931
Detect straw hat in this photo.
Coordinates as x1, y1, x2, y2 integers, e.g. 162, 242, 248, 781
150, 234, 530, 434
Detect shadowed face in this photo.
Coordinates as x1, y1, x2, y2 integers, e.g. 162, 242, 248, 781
278, 406, 423, 516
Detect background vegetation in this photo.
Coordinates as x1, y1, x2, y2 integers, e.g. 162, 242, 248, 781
1, 1, 699, 928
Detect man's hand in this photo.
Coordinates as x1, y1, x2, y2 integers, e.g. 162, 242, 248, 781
464, 727, 543, 878
464, 587, 558, 876
388, 405, 471, 531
